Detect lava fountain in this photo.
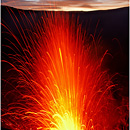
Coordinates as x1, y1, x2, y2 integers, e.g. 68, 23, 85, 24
1, 8, 128, 130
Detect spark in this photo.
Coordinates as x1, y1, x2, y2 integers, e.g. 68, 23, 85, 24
1, 8, 128, 130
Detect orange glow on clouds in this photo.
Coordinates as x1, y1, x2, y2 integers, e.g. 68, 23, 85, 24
1, 0, 129, 11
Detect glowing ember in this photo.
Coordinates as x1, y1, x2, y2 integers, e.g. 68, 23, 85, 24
1, 8, 128, 130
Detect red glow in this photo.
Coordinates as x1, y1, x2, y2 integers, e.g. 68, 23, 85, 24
1, 9, 128, 130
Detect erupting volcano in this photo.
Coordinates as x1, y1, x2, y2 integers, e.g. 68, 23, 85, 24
1, 7, 129, 130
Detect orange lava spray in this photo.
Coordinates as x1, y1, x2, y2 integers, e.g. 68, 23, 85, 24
1, 8, 128, 130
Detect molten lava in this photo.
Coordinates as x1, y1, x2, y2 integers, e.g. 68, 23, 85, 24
1, 9, 128, 130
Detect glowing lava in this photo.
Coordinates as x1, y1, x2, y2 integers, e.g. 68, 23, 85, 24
1, 9, 128, 130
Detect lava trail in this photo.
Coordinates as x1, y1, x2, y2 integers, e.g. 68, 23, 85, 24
1, 8, 128, 130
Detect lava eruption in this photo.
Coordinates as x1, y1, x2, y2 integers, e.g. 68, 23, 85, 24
1, 7, 129, 130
